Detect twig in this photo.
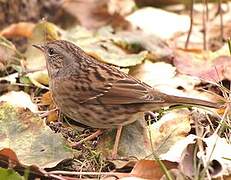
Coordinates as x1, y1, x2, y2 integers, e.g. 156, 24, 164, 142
205, 0, 209, 20
218, 0, 224, 42
185, 0, 194, 49
46, 173, 67, 180
70, 130, 102, 147
202, 0, 208, 50
47, 170, 127, 177
195, 121, 212, 180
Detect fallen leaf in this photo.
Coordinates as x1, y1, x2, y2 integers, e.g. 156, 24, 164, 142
204, 134, 231, 177
40, 91, 53, 106
0, 22, 35, 38
107, 0, 135, 16
97, 109, 192, 159
174, 50, 231, 82
86, 41, 148, 67
129, 61, 176, 87
126, 7, 190, 39
27, 70, 49, 88
149, 109, 192, 156
0, 36, 23, 71
161, 134, 197, 162
179, 143, 200, 178
0, 148, 44, 178
63, 26, 148, 67
0, 102, 73, 168
0, 91, 38, 113
40, 91, 58, 122
113, 31, 173, 61
62, 0, 133, 30
160, 168, 186, 180
97, 119, 152, 159
0, 167, 23, 180
130, 160, 177, 180
25, 21, 60, 71
174, 31, 205, 51
177, 134, 231, 178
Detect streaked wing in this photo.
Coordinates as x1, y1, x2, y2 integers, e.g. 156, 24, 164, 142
80, 78, 166, 105
54, 62, 166, 105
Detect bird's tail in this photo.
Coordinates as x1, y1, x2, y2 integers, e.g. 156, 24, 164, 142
167, 95, 221, 109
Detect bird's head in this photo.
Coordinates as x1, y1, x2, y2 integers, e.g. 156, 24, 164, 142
33, 40, 84, 76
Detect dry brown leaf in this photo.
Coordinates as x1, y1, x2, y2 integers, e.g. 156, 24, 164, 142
62, 0, 133, 30
40, 91, 58, 122
150, 109, 192, 155
0, 22, 35, 38
0, 148, 44, 178
46, 111, 59, 123
41, 91, 53, 106
0, 36, 22, 71
130, 160, 177, 180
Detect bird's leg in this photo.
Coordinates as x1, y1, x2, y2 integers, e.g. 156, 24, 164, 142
111, 125, 123, 159
37, 108, 59, 118
142, 123, 149, 147
71, 129, 103, 147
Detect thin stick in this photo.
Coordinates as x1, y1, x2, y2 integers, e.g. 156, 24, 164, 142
202, 0, 207, 50
218, 0, 224, 42
185, 0, 194, 49
46, 174, 67, 180
48, 170, 127, 177
71, 129, 102, 147
205, 0, 209, 20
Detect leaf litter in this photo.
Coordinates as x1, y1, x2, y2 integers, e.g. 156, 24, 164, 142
0, 1, 230, 179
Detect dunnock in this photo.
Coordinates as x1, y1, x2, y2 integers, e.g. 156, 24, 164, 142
33, 40, 220, 157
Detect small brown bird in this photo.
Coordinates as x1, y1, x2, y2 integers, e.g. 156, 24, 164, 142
33, 40, 220, 157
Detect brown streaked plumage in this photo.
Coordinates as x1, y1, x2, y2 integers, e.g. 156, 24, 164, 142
33, 40, 220, 127
33, 40, 220, 156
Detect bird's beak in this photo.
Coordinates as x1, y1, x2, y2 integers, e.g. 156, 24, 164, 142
32, 44, 45, 52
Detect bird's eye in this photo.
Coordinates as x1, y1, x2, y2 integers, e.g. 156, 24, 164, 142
48, 48, 54, 56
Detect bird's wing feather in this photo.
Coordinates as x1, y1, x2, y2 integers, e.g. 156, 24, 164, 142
55, 63, 167, 105
80, 78, 166, 105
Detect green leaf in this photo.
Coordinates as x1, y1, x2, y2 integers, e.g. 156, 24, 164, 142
0, 168, 24, 180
